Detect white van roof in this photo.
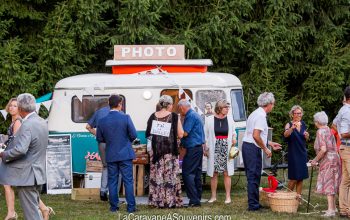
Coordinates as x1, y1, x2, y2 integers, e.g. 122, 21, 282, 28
54, 72, 242, 90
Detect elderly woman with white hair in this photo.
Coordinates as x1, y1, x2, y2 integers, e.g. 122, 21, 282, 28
283, 105, 309, 197
242, 92, 281, 211
310, 111, 341, 217
145, 95, 184, 208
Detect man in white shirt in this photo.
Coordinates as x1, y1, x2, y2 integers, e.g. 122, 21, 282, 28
242, 92, 281, 211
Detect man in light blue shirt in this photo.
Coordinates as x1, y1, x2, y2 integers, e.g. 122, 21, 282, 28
336, 86, 350, 217
86, 104, 110, 201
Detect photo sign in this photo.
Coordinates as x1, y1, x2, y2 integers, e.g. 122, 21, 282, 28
46, 134, 73, 194
114, 45, 185, 60
150, 120, 171, 137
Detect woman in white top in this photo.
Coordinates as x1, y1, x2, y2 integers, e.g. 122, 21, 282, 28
205, 99, 236, 204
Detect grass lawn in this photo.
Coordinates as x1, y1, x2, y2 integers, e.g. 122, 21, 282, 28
0, 169, 341, 219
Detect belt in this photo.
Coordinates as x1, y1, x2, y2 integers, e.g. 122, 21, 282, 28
341, 141, 350, 147
216, 135, 228, 139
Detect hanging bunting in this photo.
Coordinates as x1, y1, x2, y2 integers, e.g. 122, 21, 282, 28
0, 110, 8, 119
178, 87, 185, 98
41, 100, 53, 112
35, 103, 41, 113
96, 83, 105, 91
84, 87, 95, 97
75, 90, 83, 103
150, 69, 160, 74
185, 93, 191, 102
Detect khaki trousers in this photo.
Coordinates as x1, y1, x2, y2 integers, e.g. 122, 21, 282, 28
339, 146, 350, 213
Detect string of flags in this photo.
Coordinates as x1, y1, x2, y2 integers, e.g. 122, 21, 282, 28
0, 68, 204, 119
0, 100, 54, 120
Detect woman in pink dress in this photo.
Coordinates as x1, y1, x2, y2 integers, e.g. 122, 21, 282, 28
310, 111, 341, 217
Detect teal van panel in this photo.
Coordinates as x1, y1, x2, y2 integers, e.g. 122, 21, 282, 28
137, 131, 146, 144
50, 131, 98, 174
49, 131, 147, 174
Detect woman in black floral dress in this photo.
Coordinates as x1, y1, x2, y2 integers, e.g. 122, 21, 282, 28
146, 95, 184, 208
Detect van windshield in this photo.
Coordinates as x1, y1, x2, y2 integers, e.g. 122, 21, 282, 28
230, 89, 246, 122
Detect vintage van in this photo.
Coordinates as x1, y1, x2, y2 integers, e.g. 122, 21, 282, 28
47, 45, 261, 178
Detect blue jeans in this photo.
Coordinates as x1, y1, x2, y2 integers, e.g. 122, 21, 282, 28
182, 146, 203, 205
98, 143, 108, 193
242, 142, 262, 210
107, 160, 136, 213
99, 143, 122, 194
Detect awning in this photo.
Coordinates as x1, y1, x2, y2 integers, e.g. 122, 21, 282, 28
36, 92, 52, 103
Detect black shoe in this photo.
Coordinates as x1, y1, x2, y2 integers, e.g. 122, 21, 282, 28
128, 209, 138, 213
100, 191, 108, 201
110, 207, 119, 212
259, 204, 268, 209
247, 208, 260, 212
184, 203, 201, 208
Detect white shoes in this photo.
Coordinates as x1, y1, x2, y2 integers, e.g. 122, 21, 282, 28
207, 198, 217, 203
322, 208, 338, 213
321, 210, 336, 217
207, 198, 231, 204
224, 199, 231, 204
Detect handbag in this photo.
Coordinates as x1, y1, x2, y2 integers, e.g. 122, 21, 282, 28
229, 146, 239, 159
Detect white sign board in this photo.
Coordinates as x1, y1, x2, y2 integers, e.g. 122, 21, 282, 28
46, 134, 73, 194
114, 45, 185, 60
150, 120, 171, 137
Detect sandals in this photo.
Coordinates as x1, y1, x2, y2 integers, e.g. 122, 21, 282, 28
4, 212, 18, 220
207, 198, 217, 203
42, 206, 55, 220
321, 210, 336, 217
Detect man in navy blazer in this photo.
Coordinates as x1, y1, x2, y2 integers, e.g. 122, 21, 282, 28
96, 94, 137, 213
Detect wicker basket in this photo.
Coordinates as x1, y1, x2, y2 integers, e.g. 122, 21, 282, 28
268, 191, 299, 213
259, 190, 270, 207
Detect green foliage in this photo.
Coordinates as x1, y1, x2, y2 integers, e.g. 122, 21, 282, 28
0, 0, 349, 158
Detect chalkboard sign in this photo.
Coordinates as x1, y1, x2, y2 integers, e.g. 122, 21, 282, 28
46, 134, 73, 194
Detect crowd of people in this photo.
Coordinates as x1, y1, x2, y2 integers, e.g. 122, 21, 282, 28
0, 86, 349, 219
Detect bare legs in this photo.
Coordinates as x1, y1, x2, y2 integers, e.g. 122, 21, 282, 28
327, 195, 336, 211
223, 171, 231, 202
288, 180, 303, 195
321, 195, 337, 217
4, 185, 53, 220
4, 185, 16, 220
209, 173, 218, 201
209, 172, 231, 202
39, 200, 50, 220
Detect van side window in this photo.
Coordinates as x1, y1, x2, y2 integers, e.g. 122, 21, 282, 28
195, 90, 226, 122
71, 95, 126, 123
160, 89, 192, 113
230, 89, 246, 122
